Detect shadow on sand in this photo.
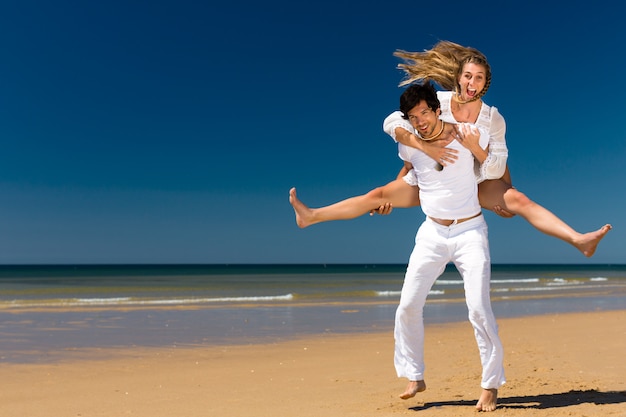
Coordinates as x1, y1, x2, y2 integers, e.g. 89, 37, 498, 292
410, 389, 626, 411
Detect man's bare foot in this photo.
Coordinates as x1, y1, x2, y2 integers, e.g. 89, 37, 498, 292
574, 224, 612, 257
289, 188, 315, 228
399, 380, 426, 400
475, 388, 497, 412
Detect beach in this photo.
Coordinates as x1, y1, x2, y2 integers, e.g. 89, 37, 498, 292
2, 309, 625, 416
1, 264, 625, 415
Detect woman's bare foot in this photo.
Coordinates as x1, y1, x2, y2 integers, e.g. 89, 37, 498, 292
475, 388, 497, 412
399, 380, 426, 400
289, 188, 315, 228
574, 224, 612, 257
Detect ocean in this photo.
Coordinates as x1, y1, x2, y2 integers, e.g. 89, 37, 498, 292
1, 264, 625, 363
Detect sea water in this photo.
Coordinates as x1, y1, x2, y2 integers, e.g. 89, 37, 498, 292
1, 264, 625, 363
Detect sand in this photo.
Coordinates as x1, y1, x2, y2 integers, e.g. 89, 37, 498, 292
1, 310, 625, 416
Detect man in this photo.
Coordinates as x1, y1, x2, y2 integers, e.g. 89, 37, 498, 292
390, 82, 505, 412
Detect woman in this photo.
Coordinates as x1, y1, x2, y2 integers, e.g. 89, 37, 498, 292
289, 41, 611, 257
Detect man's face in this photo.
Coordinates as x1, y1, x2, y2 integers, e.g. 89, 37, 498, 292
407, 101, 440, 138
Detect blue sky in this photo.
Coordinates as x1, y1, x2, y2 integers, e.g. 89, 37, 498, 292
0, 0, 624, 264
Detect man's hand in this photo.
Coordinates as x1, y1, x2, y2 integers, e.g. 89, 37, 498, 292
492, 205, 515, 218
370, 202, 393, 216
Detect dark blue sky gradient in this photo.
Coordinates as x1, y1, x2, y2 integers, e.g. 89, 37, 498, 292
0, 0, 624, 264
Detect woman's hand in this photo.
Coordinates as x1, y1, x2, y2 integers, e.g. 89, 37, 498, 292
421, 122, 459, 167
456, 123, 481, 151
456, 123, 488, 164
421, 142, 458, 167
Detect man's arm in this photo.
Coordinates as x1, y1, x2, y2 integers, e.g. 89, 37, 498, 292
370, 161, 414, 216
395, 161, 412, 180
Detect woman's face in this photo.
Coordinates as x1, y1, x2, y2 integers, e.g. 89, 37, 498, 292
457, 62, 487, 101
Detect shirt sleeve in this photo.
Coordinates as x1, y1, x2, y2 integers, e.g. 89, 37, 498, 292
382, 111, 413, 143
397, 143, 410, 162
478, 107, 508, 181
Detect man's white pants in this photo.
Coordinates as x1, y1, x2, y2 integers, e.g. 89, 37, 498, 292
394, 215, 506, 389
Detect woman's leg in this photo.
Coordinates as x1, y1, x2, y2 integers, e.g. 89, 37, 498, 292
478, 179, 611, 257
289, 179, 420, 228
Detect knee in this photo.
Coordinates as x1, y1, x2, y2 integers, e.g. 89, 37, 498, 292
365, 187, 385, 200
467, 305, 495, 328
465, 291, 492, 318
503, 188, 534, 211
396, 301, 423, 320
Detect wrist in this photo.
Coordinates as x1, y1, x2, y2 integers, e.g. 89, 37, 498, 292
472, 147, 488, 163
410, 134, 425, 150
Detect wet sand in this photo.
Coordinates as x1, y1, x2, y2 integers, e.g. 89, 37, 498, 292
1, 309, 625, 416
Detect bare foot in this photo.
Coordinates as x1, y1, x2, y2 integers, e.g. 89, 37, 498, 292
289, 188, 315, 228
475, 388, 497, 412
574, 224, 612, 257
399, 380, 426, 400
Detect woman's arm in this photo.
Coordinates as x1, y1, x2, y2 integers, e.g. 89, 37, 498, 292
384, 109, 509, 179
452, 116, 508, 181
383, 111, 459, 166
382, 111, 413, 142
480, 107, 508, 181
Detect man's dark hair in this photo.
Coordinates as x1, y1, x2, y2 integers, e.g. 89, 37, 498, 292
399, 82, 440, 120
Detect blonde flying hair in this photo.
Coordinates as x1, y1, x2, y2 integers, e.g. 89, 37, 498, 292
394, 41, 492, 103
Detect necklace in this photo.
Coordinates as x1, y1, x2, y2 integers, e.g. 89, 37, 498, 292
418, 121, 445, 141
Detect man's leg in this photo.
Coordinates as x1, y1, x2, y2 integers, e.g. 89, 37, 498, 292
394, 219, 447, 399
451, 217, 505, 411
